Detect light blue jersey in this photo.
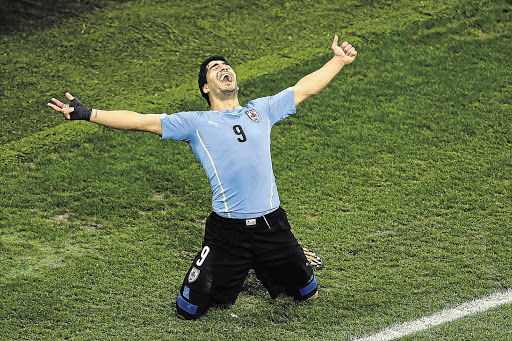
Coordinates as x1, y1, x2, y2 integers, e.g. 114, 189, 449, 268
160, 87, 296, 218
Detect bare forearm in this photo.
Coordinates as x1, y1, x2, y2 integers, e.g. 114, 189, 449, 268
294, 56, 345, 104
293, 37, 357, 106
91, 109, 142, 129
90, 109, 162, 135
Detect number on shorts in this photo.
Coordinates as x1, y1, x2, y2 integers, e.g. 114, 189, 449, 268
196, 246, 210, 266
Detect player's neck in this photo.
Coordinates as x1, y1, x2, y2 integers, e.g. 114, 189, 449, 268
210, 97, 241, 111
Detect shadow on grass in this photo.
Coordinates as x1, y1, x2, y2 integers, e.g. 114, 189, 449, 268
0, 0, 131, 35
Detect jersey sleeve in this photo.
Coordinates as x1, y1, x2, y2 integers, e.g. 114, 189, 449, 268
159, 112, 196, 142
267, 87, 296, 126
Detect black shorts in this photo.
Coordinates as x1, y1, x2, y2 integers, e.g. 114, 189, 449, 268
176, 207, 317, 319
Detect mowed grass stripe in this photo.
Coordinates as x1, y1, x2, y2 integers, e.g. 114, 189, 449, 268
0, 0, 479, 150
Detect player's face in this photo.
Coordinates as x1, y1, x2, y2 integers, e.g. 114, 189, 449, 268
204, 60, 238, 96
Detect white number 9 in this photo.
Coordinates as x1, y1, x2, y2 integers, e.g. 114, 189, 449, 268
196, 246, 210, 266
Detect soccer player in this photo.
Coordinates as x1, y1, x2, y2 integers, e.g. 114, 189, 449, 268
48, 35, 357, 320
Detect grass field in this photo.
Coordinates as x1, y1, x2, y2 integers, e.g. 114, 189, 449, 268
1, 0, 512, 340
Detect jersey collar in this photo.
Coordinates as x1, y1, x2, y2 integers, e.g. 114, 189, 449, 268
219, 105, 243, 113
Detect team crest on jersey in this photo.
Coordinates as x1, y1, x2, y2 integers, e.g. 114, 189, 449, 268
245, 109, 260, 122
188, 267, 200, 283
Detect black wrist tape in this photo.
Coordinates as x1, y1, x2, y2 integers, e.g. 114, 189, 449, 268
69, 98, 92, 121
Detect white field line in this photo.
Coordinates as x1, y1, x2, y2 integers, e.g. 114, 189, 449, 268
352, 288, 512, 341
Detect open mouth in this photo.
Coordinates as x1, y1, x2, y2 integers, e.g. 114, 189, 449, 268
219, 73, 233, 84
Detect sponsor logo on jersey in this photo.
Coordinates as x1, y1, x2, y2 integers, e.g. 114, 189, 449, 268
245, 109, 260, 122
188, 267, 200, 283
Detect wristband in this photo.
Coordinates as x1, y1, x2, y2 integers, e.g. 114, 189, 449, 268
69, 97, 92, 121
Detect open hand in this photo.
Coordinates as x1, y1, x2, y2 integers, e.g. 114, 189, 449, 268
48, 92, 92, 121
331, 35, 357, 65
48, 92, 76, 120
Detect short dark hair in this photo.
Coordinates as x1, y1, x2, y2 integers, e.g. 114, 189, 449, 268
198, 55, 229, 106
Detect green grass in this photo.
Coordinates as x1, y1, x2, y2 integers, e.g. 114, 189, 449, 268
1, 0, 512, 340
0, 0, 480, 146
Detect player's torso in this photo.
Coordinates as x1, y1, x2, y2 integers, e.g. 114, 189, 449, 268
189, 106, 278, 217
192, 107, 270, 162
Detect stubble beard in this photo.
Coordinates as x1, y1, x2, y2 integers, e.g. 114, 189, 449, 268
212, 85, 238, 102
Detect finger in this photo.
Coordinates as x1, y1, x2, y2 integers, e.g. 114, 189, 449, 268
331, 35, 339, 50
61, 106, 74, 113
65, 92, 75, 101
62, 107, 75, 120
343, 44, 352, 53
51, 98, 64, 108
48, 102, 71, 119
341, 41, 349, 49
47, 102, 62, 111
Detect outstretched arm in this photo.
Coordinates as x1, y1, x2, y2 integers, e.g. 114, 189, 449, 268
293, 35, 357, 106
48, 92, 162, 136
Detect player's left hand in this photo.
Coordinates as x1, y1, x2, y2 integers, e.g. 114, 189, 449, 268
331, 35, 357, 65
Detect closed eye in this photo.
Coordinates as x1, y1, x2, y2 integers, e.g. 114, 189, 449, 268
208, 62, 231, 73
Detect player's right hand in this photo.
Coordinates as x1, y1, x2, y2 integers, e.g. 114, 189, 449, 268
48, 92, 92, 121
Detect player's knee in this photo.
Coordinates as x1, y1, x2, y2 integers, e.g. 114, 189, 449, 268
176, 285, 210, 320
296, 275, 318, 301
